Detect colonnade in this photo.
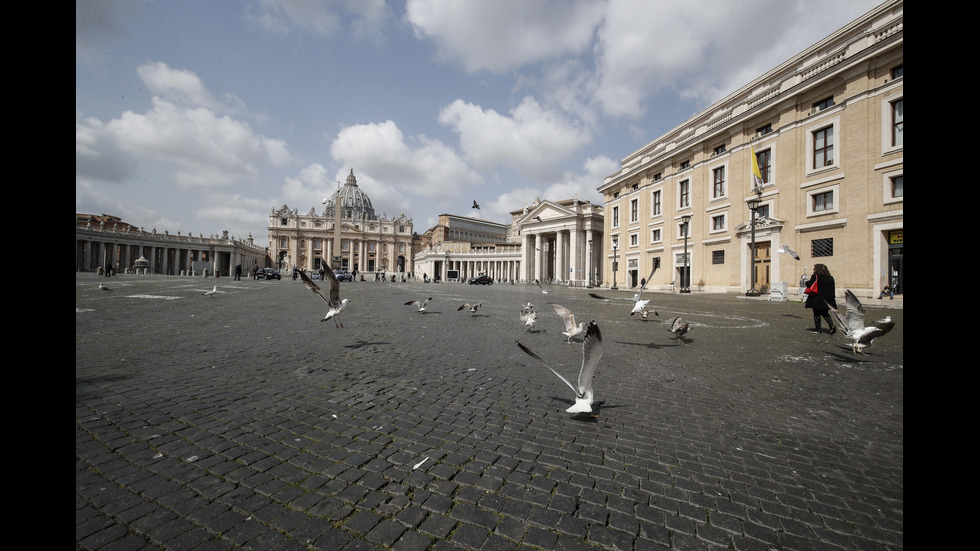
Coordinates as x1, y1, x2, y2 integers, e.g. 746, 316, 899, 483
521, 227, 601, 286
281, 235, 413, 275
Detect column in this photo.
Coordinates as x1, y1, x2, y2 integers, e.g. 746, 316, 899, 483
534, 234, 543, 282
555, 231, 565, 283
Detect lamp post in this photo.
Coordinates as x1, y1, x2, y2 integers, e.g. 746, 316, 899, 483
746, 197, 763, 297
587, 240, 593, 288
680, 214, 692, 293
610, 241, 619, 290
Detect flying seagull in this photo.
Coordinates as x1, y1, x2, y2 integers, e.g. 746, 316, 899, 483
826, 290, 896, 354
535, 280, 548, 294
203, 285, 218, 298
472, 200, 480, 209
458, 302, 483, 315
630, 264, 660, 318
669, 317, 691, 341
517, 320, 604, 414
98, 283, 112, 291
405, 297, 433, 312
777, 245, 801, 260
300, 266, 349, 327
520, 304, 538, 331
552, 304, 586, 343
533, 216, 542, 222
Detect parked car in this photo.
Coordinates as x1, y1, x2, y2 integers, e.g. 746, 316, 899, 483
333, 269, 354, 282
255, 267, 281, 280
468, 275, 493, 285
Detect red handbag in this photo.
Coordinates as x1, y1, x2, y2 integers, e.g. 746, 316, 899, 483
804, 277, 818, 295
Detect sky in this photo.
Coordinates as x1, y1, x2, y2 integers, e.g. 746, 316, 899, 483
76, 0, 883, 245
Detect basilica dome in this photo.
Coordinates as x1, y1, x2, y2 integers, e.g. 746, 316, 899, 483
323, 169, 376, 220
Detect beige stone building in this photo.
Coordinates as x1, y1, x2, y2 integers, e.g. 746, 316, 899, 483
598, 0, 903, 297
514, 197, 604, 286
268, 170, 415, 276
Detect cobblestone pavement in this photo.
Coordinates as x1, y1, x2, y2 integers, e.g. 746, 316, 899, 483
77, 274, 903, 551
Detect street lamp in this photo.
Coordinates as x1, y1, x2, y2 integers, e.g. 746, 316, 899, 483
746, 196, 763, 297
680, 214, 692, 293
587, 240, 593, 288
610, 240, 619, 290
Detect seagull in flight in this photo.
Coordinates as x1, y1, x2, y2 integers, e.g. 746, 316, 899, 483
551, 304, 586, 343
669, 317, 691, 341
458, 302, 483, 315
826, 290, 896, 354
203, 285, 218, 298
300, 266, 348, 327
472, 200, 480, 209
535, 280, 548, 294
517, 321, 604, 415
777, 245, 801, 260
405, 297, 432, 312
98, 283, 112, 291
630, 264, 659, 319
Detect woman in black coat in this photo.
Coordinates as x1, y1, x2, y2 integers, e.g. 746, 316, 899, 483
804, 263, 837, 333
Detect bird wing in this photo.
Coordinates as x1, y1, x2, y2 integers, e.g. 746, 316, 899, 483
551, 304, 576, 332
589, 293, 629, 302
321, 264, 342, 306
639, 264, 658, 293
516, 341, 578, 395
422, 298, 432, 307
576, 322, 603, 397
458, 304, 470, 311
860, 318, 896, 344
405, 300, 419, 306
670, 317, 685, 332
842, 290, 866, 331
299, 270, 334, 306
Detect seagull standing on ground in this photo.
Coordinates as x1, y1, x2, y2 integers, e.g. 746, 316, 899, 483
458, 302, 483, 315
552, 304, 586, 343
517, 321, 604, 415
405, 298, 432, 312
520, 304, 538, 331
204, 285, 218, 297
300, 266, 348, 327
630, 264, 659, 318
826, 290, 896, 354
98, 283, 112, 291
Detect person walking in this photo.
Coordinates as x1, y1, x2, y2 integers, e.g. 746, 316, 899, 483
803, 263, 837, 334
234, 264, 242, 281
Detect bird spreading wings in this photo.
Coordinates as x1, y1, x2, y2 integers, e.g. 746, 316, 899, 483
517, 320, 604, 414
669, 317, 691, 340
534, 280, 548, 294
458, 302, 483, 314
520, 304, 538, 331
826, 290, 895, 354
405, 297, 432, 312
777, 245, 801, 260
300, 266, 348, 327
551, 304, 586, 343
472, 200, 480, 209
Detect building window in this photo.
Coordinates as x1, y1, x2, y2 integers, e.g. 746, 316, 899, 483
756, 203, 770, 219
812, 96, 834, 112
812, 190, 834, 213
891, 99, 903, 147
630, 233, 638, 247
891, 65, 903, 78
651, 190, 661, 216
756, 148, 772, 184
280, 218, 288, 226
813, 126, 833, 169
679, 219, 690, 238
811, 238, 834, 258
612, 206, 620, 228
712, 166, 725, 198
631, 183, 639, 191
679, 180, 690, 208
713, 144, 726, 156
883, 171, 903, 204
712, 250, 725, 264
711, 214, 726, 231
756, 123, 772, 136
651, 228, 661, 243
891, 175, 903, 198
680, 160, 690, 169
630, 199, 638, 223
279, 237, 288, 248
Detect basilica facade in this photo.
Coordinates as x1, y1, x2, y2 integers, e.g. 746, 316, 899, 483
268, 170, 415, 276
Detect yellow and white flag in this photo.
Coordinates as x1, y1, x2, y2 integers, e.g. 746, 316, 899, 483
750, 146, 764, 193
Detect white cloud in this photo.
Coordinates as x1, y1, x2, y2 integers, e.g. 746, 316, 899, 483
247, 0, 389, 41
405, 0, 603, 73
329, 120, 482, 198
137, 62, 217, 109
438, 97, 591, 182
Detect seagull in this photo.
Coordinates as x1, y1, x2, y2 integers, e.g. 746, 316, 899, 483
300, 266, 348, 327
630, 264, 659, 319
535, 280, 548, 294
777, 245, 801, 260
458, 302, 483, 315
98, 283, 112, 291
472, 200, 480, 209
203, 285, 218, 297
533, 216, 542, 222
405, 297, 432, 312
826, 290, 896, 354
517, 320, 603, 415
520, 305, 538, 331
552, 304, 586, 343
669, 317, 691, 341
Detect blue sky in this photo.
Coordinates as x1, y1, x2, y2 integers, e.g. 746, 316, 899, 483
76, 0, 882, 244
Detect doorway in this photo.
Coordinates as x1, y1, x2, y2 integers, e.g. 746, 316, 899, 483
752, 242, 771, 293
